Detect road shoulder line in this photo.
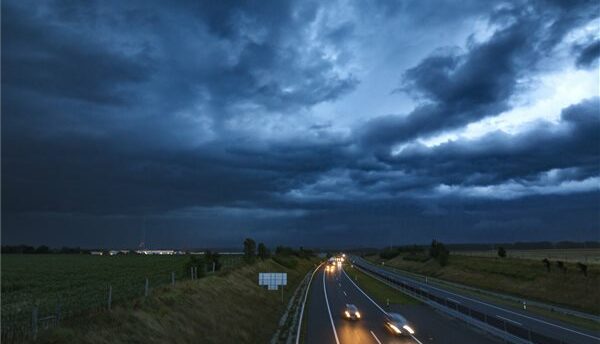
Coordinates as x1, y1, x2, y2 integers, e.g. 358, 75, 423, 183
323, 269, 341, 344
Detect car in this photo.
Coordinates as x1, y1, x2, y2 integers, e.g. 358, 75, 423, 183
384, 312, 415, 336
344, 304, 361, 320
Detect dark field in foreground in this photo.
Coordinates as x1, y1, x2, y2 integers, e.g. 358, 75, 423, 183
1, 254, 243, 340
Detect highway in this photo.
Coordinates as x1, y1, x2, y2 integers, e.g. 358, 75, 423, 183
304, 262, 500, 344
352, 256, 600, 344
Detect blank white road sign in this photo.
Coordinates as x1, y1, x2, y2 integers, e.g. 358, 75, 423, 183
259, 272, 287, 290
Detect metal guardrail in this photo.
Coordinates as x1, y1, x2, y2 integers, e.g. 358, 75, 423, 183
373, 262, 600, 322
352, 258, 583, 344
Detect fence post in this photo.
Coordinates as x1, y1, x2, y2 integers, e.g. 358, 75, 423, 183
190, 267, 194, 280
108, 285, 112, 311
145, 278, 149, 297
32, 306, 38, 340
171, 272, 175, 286
56, 301, 62, 324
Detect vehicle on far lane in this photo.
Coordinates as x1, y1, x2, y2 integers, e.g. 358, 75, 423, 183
384, 312, 415, 336
344, 304, 361, 320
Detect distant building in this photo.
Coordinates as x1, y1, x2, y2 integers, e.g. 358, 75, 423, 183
108, 250, 130, 256
135, 249, 175, 255
90, 251, 103, 256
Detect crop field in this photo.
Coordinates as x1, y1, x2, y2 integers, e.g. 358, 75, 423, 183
1, 253, 243, 341
454, 248, 600, 264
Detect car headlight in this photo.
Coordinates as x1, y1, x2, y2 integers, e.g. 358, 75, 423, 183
355, 311, 361, 318
389, 324, 401, 334
345, 311, 350, 318
403, 325, 414, 334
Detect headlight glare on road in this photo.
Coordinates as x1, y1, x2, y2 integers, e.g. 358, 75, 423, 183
389, 323, 401, 334
403, 325, 414, 334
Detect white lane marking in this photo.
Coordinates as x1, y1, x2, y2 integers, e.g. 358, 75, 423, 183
360, 261, 600, 341
339, 283, 342, 288
497, 315, 522, 326
343, 291, 347, 297
370, 330, 383, 344
447, 298, 461, 304
323, 270, 341, 344
295, 263, 324, 344
342, 268, 424, 344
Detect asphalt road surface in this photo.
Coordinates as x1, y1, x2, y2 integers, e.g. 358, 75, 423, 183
352, 256, 600, 344
304, 263, 500, 344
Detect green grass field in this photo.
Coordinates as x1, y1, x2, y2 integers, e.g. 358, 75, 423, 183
455, 248, 600, 264
36, 257, 318, 344
365, 253, 600, 315
346, 264, 420, 307
1, 253, 243, 341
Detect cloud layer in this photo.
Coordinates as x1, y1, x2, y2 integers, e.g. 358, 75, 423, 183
2, 0, 599, 247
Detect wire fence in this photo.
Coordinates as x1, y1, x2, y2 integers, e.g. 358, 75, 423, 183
353, 258, 588, 344
1, 255, 244, 343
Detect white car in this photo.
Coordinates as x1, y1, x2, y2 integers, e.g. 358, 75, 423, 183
344, 304, 361, 320
384, 313, 415, 336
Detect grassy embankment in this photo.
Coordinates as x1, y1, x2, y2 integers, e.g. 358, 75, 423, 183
37, 257, 318, 344
345, 264, 420, 306
365, 253, 600, 330
457, 248, 600, 264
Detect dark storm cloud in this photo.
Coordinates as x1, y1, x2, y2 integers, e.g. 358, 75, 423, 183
384, 97, 600, 188
2, 3, 150, 105
2, 0, 599, 247
575, 40, 600, 68
359, 0, 599, 150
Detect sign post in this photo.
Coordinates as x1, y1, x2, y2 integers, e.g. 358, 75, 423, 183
258, 272, 288, 303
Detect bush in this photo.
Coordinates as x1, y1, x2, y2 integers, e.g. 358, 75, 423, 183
577, 262, 588, 277
403, 253, 430, 262
380, 247, 401, 260
272, 255, 298, 269
184, 255, 206, 278
497, 247, 507, 258
542, 258, 551, 272
204, 250, 222, 271
556, 261, 567, 273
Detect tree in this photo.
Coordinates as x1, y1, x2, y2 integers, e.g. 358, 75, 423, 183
184, 255, 206, 278
556, 260, 567, 273
204, 250, 222, 271
438, 249, 449, 267
257, 243, 270, 260
497, 247, 507, 258
35, 245, 50, 254
577, 262, 588, 277
429, 240, 450, 266
243, 238, 256, 263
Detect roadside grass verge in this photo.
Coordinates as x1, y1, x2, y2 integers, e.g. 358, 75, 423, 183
436, 282, 600, 332
364, 253, 600, 315
346, 264, 420, 307
37, 258, 317, 344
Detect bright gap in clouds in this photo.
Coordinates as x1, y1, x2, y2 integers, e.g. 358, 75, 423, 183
419, 67, 599, 148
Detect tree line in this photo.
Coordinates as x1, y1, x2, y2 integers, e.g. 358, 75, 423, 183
1, 245, 89, 254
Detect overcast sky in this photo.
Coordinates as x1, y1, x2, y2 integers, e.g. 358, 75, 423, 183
2, 0, 599, 249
